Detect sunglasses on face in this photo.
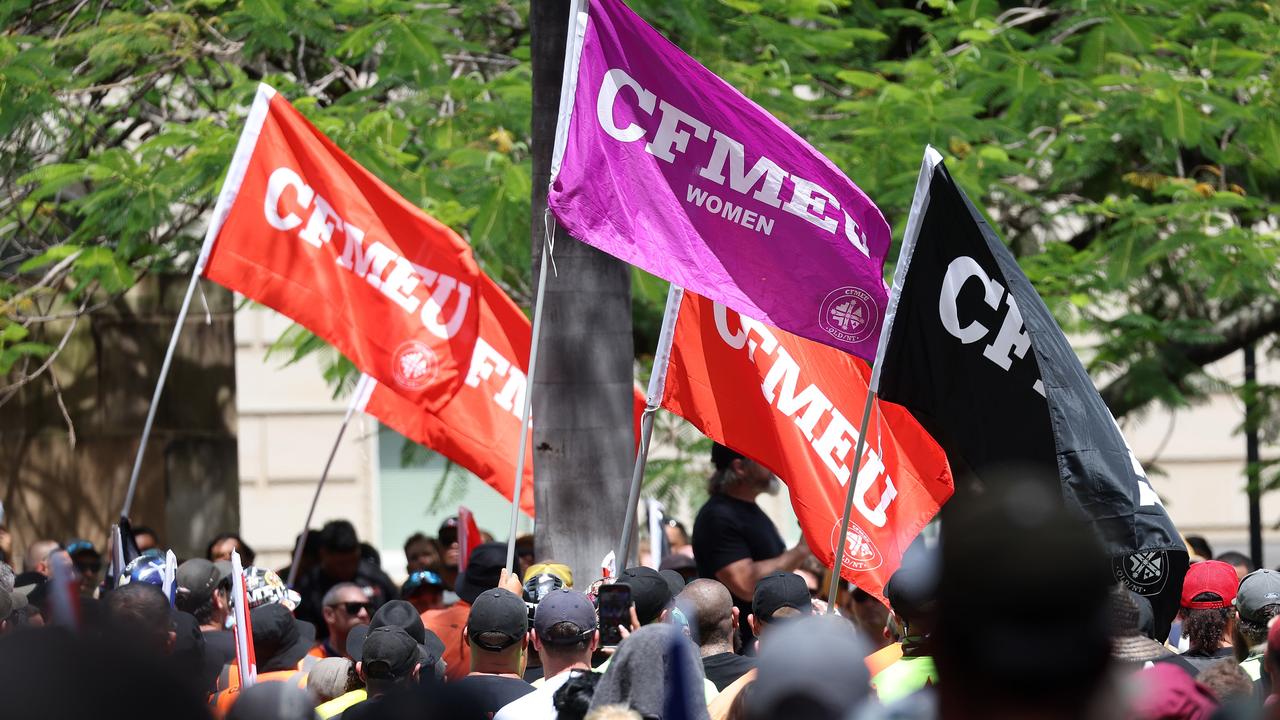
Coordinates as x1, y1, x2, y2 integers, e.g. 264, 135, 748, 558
330, 601, 371, 615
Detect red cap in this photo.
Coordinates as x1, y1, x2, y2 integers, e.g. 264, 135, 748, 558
1268, 615, 1280, 656
1180, 560, 1238, 609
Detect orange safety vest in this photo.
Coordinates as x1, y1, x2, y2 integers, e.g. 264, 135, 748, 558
215, 655, 320, 693
209, 669, 308, 718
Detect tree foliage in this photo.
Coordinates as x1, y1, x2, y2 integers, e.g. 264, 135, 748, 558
3, 0, 1279, 482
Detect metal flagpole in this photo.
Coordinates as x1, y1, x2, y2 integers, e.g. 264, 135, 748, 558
121, 268, 203, 519
286, 374, 372, 588
617, 284, 684, 567
826, 145, 943, 612
504, 233, 551, 572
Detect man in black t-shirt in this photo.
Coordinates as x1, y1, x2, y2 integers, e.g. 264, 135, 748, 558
677, 578, 755, 691
692, 443, 810, 653
451, 588, 535, 714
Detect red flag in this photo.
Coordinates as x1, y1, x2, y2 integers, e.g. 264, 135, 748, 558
199, 84, 480, 411
457, 506, 483, 572
357, 273, 647, 517
661, 291, 953, 601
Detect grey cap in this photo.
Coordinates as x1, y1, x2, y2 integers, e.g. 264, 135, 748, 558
751, 615, 871, 719
534, 589, 597, 643
1236, 568, 1280, 623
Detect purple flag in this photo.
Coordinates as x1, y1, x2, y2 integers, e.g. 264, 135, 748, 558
548, 0, 891, 360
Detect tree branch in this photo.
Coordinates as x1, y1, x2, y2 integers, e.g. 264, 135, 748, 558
1101, 300, 1280, 417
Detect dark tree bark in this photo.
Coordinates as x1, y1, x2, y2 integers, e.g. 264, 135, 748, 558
529, 0, 635, 582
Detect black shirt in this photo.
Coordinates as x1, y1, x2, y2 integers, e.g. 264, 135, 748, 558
702, 652, 756, 691
451, 674, 535, 715
1179, 646, 1235, 674
692, 493, 786, 650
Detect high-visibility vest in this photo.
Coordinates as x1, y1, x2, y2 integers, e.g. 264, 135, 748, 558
215, 655, 320, 693
209, 670, 308, 718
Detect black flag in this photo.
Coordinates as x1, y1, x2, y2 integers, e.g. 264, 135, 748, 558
873, 148, 1187, 638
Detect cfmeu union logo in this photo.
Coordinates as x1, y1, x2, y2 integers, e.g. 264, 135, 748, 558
392, 340, 439, 391
1115, 550, 1170, 595
830, 519, 883, 572
819, 286, 879, 345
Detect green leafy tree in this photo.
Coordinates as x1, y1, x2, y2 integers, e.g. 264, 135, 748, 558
4, 0, 1279, 489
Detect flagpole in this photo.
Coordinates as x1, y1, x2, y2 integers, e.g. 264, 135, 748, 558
286, 374, 372, 588
826, 146, 944, 612
505, 236, 549, 572
617, 284, 684, 567
120, 84, 276, 520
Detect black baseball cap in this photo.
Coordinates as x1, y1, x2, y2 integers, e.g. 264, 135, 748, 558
347, 600, 445, 670
467, 588, 529, 651
361, 625, 419, 680
250, 603, 317, 672
455, 542, 507, 605
615, 566, 672, 625
712, 443, 746, 471
175, 559, 226, 613
752, 572, 813, 623
534, 589, 597, 644
659, 569, 687, 597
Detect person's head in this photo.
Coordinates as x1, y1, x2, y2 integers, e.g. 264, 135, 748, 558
1195, 659, 1253, 707
515, 534, 536, 577
749, 572, 812, 641
227, 680, 317, 720
534, 589, 599, 672
1215, 551, 1254, 581
1231, 568, 1280, 652
664, 520, 690, 550
465, 588, 530, 675
175, 558, 230, 628
1129, 663, 1219, 720
848, 586, 891, 648
322, 582, 371, 651
403, 533, 442, 574
587, 623, 709, 720
24, 539, 64, 577
659, 553, 698, 584
749, 615, 871, 720
346, 599, 446, 678
1181, 560, 1239, 653
401, 569, 447, 614
1185, 535, 1214, 563
883, 544, 940, 638
0, 583, 28, 634
65, 540, 101, 595
307, 657, 359, 705
614, 566, 673, 626
206, 533, 255, 566
454, 542, 508, 605
358, 626, 421, 696
708, 443, 778, 497
438, 517, 461, 569
105, 582, 176, 655
132, 526, 160, 553
318, 520, 361, 581
251, 602, 316, 672
1265, 615, 1280, 684
1110, 586, 1175, 667
936, 482, 1113, 718
243, 566, 302, 611
676, 579, 736, 652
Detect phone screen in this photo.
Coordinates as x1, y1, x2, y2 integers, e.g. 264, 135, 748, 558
597, 584, 632, 646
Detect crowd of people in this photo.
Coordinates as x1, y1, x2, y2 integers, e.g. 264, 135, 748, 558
1, 446, 1278, 719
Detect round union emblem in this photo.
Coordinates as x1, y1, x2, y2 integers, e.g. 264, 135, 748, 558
819, 286, 879, 345
829, 518, 884, 572
391, 340, 440, 391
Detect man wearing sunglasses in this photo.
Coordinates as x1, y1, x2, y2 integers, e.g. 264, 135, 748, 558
310, 582, 372, 659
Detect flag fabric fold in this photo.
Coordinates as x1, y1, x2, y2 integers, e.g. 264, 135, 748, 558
199, 84, 481, 413
549, 0, 891, 361
874, 151, 1187, 637
660, 290, 953, 601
